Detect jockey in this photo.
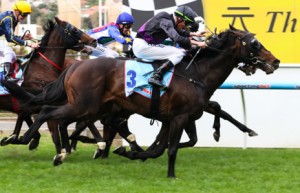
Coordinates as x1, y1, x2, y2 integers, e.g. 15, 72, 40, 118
0, 0, 39, 81
87, 12, 135, 58
133, 6, 207, 87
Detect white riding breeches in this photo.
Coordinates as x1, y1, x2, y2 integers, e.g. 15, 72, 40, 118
0, 38, 16, 64
132, 38, 186, 65
88, 44, 119, 58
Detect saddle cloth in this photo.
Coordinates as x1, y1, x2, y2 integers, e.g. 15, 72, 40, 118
125, 60, 174, 98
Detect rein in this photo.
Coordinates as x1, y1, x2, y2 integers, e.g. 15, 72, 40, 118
37, 44, 85, 50
37, 51, 62, 71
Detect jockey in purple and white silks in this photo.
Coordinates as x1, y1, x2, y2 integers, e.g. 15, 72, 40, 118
87, 12, 135, 58
0, 0, 39, 81
133, 6, 207, 88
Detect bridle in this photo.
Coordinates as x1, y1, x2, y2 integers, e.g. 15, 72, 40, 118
37, 22, 85, 50
175, 30, 264, 91
236, 32, 262, 65
201, 31, 262, 68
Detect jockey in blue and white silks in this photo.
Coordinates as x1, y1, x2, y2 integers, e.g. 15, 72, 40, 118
87, 12, 135, 58
0, 0, 39, 81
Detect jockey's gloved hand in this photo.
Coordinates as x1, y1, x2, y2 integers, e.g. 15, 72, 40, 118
125, 37, 133, 45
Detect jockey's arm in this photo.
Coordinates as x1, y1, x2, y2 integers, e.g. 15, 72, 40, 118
2, 17, 26, 46
108, 26, 133, 45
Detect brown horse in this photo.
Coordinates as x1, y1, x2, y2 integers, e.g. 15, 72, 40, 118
5, 25, 279, 178
0, 17, 96, 154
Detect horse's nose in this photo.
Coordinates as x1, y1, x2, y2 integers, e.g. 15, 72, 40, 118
273, 59, 280, 69
91, 39, 97, 48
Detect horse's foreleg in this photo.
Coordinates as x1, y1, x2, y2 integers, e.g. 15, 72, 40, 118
85, 121, 106, 159
167, 116, 186, 178
69, 121, 95, 152
218, 109, 258, 136
20, 117, 44, 145
26, 115, 42, 150
21, 105, 66, 145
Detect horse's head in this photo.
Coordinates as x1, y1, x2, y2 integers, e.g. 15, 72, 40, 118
54, 17, 97, 51
228, 25, 280, 75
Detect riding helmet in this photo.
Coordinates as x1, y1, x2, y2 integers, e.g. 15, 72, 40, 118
116, 12, 135, 24
174, 6, 195, 23
13, 0, 32, 14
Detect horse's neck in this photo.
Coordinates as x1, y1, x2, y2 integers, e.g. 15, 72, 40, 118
196, 50, 237, 92
22, 45, 67, 90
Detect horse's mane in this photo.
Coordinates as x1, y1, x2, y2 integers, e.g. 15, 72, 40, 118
30, 19, 57, 59
39, 19, 57, 50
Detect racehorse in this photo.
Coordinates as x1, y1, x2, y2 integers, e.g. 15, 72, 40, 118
0, 17, 96, 154
4, 25, 279, 178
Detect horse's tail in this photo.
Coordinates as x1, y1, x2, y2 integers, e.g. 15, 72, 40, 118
27, 69, 68, 106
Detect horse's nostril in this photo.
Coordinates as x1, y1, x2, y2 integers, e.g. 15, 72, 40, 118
273, 59, 280, 69
91, 40, 97, 47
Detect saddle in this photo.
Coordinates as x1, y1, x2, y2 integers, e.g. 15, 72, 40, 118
124, 57, 175, 121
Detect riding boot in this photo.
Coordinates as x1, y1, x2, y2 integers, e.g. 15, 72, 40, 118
148, 60, 174, 87
3, 62, 16, 81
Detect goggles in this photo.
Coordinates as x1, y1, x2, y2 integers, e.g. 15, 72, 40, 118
20, 12, 29, 17
123, 24, 133, 29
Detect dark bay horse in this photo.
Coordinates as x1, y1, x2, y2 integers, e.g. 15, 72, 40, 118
0, 17, 96, 153
5, 26, 279, 178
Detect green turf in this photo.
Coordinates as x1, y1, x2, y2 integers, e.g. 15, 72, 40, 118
0, 135, 300, 193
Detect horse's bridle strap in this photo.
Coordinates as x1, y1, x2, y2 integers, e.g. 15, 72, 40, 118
37, 51, 62, 71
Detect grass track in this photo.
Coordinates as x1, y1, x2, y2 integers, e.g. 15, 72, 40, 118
1, 135, 300, 193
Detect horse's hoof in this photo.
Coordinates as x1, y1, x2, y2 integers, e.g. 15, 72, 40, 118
0, 137, 9, 146
248, 131, 258, 137
53, 154, 63, 166
113, 146, 126, 155
93, 148, 103, 159
0, 134, 17, 146
213, 132, 220, 142
29, 139, 39, 151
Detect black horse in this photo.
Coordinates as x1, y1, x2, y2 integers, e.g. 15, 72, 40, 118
3, 26, 279, 178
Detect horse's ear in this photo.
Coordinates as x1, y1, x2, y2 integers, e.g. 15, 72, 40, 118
229, 24, 236, 31
54, 17, 62, 24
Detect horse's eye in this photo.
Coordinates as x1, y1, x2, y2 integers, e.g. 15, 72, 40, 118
251, 39, 261, 49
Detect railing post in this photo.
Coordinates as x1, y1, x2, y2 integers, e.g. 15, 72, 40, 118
240, 89, 247, 149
